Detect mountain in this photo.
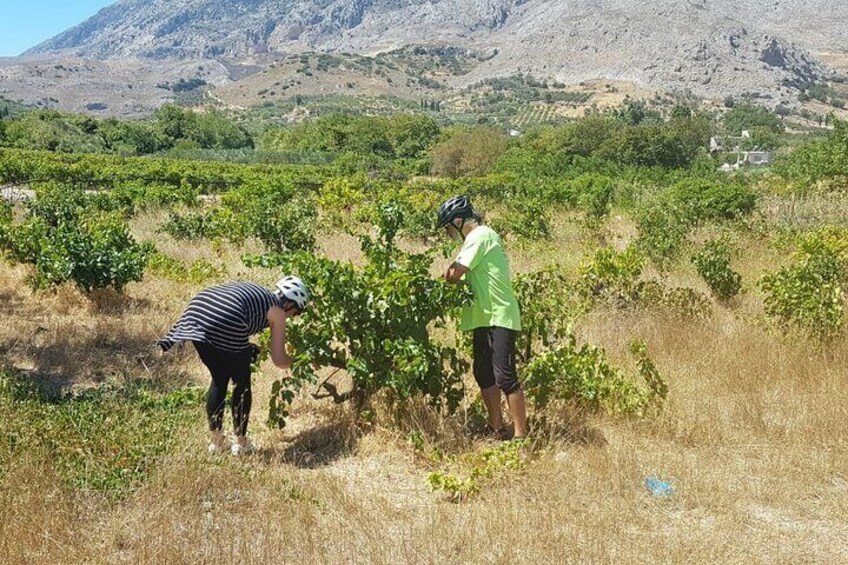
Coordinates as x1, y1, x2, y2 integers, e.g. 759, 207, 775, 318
5, 0, 846, 116
24, 1, 527, 60
23, 0, 846, 61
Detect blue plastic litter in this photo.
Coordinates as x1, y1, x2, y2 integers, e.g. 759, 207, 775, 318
644, 476, 674, 497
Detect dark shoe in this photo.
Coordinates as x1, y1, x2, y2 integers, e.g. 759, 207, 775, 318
479, 424, 510, 441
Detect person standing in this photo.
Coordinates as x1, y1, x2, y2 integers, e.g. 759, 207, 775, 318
438, 196, 527, 439
158, 276, 309, 455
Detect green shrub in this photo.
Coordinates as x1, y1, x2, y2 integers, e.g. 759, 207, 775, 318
160, 210, 221, 240
759, 241, 844, 342
775, 119, 848, 185
578, 245, 711, 319
356, 183, 442, 239
147, 251, 224, 284
574, 173, 614, 224
427, 441, 527, 503
522, 334, 666, 417
1, 186, 152, 292
692, 238, 743, 300
668, 179, 758, 223
490, 198, 551, 242
244, 204, 471, 427
637, 282, 712, 320
220, 182, 317, 252
429, 127, 508, 178
635, 203, 692, 269
578, 245, 645, 305
318, 176, 366, 227
0, 200, 12, 248
252, 194, 317, 253
723, 104, 784, 134
513, 267, 580, 362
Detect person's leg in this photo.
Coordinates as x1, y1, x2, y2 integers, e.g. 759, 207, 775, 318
194, 341, 229, 430
473, 327, 503, 432
228, 348, 254, 440
492, 328, 528, 439
506, 390, 528, 439
193, 342, 230, 450
480, 386, 504, 432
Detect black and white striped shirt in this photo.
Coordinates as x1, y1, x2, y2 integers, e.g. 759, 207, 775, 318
158, 282, 283, 352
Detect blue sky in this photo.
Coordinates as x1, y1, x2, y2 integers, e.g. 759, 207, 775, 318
0, 1, 114, 57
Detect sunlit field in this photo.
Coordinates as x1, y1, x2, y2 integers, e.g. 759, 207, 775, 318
2, 114, 848, 563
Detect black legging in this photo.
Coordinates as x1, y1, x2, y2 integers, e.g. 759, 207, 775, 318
193, 341, 253, 436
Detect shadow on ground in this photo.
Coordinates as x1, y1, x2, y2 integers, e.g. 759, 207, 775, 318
0, 325, 195, 394
258, 420, 360, 469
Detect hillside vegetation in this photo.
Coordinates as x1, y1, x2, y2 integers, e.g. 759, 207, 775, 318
1, 106, 847, 562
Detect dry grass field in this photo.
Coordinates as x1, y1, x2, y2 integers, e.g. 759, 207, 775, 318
1, 206, 847, 564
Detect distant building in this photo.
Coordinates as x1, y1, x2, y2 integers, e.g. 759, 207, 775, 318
718, 150, 773, 171
744, 151, 772, 166
711, 130, 771, 171
710, 136, 725, 152
709, 130, 750, 153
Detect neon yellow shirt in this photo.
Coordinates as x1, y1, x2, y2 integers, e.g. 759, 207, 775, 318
455, 225, 521, 332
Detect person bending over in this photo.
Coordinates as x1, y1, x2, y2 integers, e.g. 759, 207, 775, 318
158, 276, 309, 455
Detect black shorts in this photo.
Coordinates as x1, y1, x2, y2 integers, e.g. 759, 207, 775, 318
472, 327, 520, 394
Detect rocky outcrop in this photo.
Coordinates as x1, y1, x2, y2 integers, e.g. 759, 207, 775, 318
14, 0, 842, 106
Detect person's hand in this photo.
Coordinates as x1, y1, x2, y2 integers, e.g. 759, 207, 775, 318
249, 343, 262, 363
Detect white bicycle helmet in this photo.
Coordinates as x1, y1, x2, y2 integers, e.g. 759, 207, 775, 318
275, 275, 309, 311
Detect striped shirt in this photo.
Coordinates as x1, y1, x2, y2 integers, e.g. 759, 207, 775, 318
158, 282, 283, 353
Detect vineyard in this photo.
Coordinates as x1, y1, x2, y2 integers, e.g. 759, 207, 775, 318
1, 115, 848, 562
510, 104, 565, 128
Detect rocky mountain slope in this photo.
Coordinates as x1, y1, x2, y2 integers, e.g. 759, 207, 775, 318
5, 0, 845, 115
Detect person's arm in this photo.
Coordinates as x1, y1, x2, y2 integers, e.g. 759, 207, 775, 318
446, 231, 486, 283
444, 262, 469, 283
267, 306, 295, 370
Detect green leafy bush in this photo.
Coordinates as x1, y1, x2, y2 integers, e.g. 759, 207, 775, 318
692, 238, 743, 300
578, 246, 711, 319
635, 203, 692, 268
522, 334, 666, 417
579, 245, 645, 305
427, 441, 527, 502
574, 173, 614, 225
668, 179, 757, 223
513, 267, 581, 362
635, 179, 756, 269
1, 186, 152, 291
429, 126, 508, 178
759, 236, 845, 342
245, 204, 471, 427
318, 175, 366, 227
490, 197, 551, 242
356, 182, 443, 239
251, 194, 317, 253
774, 119, 848, 185
147, 251, 224, 284
0, 200, 12, 248
160, 210, 222, 240
722, 104, 784, 134
637, 282, 712, 320
211, 182, 318, 252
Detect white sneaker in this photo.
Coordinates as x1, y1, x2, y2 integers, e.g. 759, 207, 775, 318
208, 431, 228, 455
230, 436, 257, 456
